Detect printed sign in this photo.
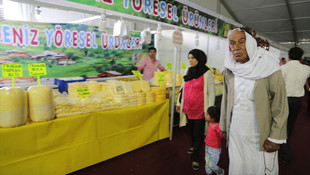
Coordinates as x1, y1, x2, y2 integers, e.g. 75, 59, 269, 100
77, 88, 91, 97
2, 64, 23, 77
28, 63, 47, 76
131, 70, 142, 80
158, 74, 165, 82
181, 63, 186, 69
166, 63, 172, 70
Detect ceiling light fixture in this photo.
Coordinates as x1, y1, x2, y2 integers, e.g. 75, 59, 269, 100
36, 6, 41, 19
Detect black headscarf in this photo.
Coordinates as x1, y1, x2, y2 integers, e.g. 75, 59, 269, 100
183, 49, 209, 82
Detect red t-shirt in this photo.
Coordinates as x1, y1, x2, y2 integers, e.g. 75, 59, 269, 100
204, 122, 223, 149
182, 75, 204, 119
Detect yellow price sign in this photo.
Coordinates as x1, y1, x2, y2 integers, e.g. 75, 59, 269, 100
28, 63, 47, 76
158, 74, 165, 82
77, 88, 91, 97
166, 62, 172, 70
131, 70, 142, 80
2, 64, 23, 77
181, 63, 186, 69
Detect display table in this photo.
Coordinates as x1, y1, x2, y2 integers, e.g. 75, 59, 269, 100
0, 99, 169, 175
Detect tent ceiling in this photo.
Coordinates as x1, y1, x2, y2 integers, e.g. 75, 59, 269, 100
221, 0, 310, 57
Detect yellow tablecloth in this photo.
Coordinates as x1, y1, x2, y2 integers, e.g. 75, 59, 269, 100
0, 99, 169, 175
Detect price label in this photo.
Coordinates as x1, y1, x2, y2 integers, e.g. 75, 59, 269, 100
28, 63, 46, 76
131, 70, 142, 80
77, 88, 91, 97
166, 62, 172, 70
181, 63, 186, 69
2, 64, 23, 77
158, 74, 165, 82
28, 63, 47, 76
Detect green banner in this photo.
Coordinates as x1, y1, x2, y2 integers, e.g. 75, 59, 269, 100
67, 0, 233, 38
0, 20, 153, 80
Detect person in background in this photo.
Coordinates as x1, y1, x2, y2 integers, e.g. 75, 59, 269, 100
279, 47, 310, 163
138, 47, 166, 83
220, 28, 288, 175
176, 49, 215, 171
204, 106, 224, 175
279, 57, 287, 66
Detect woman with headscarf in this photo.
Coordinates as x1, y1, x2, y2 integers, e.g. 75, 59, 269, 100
176, 49, 215, 171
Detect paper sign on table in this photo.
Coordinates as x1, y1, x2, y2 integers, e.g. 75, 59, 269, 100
131, 70, 142, 80
77, 88, 91, 98
158, 73, 165, 87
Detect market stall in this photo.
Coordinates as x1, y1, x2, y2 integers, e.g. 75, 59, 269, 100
0, 99, 169, 175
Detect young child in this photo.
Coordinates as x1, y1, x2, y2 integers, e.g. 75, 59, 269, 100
204, 106, 224, 175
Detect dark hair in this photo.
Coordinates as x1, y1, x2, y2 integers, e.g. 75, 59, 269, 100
148, 47, 157, 52
207, 106, 220, 123
289, 47, 303, 60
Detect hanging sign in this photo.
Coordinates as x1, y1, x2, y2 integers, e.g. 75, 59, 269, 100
172, 29, 183, 46
67, 0, 235, 38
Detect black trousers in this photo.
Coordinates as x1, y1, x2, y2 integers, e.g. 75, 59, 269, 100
279, 97, 302, 161
187, 117, 205, 162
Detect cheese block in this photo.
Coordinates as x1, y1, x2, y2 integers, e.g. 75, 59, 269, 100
130, 81, 142, 93
140, 80, 151, 92
27, 85, 55, 122
0, 87, 27, 127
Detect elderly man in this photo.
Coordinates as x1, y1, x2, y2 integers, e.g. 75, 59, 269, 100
219, 28, 288, 175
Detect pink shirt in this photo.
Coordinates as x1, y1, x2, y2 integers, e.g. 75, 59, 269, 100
182, 75, 204, 119
138, 58, 166, 80
204, 122, 223, 149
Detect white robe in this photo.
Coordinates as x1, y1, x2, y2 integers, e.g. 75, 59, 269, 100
228, 76, 278, 175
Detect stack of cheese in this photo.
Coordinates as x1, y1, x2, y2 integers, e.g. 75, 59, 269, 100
86, 80, 101, 97
68, 82, 87, 99
54, 95, 115, 118
27, 85, 55, 122
109, 80, 125, 95
0, 87, 27, 127
153, 71, 183, 87
130, 81, 142, 93
145, 92, 155, 104
113, 94, 129, 108
127, 94, 138, 107
151, 87, 167, 102
100, 82, 114, 100
153, 71, 164, 86
137, 92, 146, 105
176, 74, 184, 86
165, 71, 173, 87
122, 81, 134, 95
140, 80, 151, 92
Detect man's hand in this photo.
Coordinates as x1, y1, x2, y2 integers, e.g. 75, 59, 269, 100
263, 139, 280, 152
176, 106, 180, 113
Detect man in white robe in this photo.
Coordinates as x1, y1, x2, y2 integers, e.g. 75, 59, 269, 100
219, 28, 289, 175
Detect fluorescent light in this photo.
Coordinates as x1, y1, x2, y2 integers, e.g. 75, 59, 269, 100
69, 15, 100, 23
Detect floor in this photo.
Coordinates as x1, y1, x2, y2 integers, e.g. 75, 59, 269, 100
69, 95, 310, 175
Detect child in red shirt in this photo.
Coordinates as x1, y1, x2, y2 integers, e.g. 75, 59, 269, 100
204, 106, 224, 175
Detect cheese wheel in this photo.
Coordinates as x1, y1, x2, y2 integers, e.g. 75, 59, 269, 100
27, 86, 55, 122
0, 87, 27, 127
